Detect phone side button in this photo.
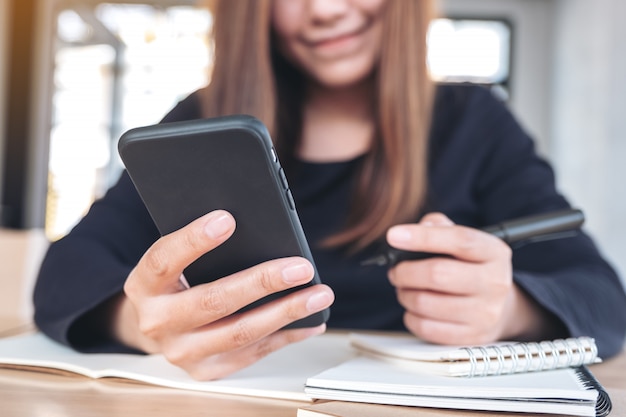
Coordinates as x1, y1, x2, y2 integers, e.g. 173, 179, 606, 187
285, 189, 296, 210
279, 168, 289, 190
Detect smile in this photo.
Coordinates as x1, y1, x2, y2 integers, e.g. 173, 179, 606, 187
303, 21, 373, 51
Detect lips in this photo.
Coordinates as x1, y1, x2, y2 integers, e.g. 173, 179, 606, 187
303, 20, 372, 49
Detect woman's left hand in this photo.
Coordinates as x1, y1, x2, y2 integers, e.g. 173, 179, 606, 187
387, 212, 547, 346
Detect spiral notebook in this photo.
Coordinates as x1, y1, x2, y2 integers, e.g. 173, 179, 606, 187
349, 333, 601, 377
304, 357, 612, 417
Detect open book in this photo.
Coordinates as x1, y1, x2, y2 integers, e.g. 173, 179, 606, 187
0, 331, 354, 402
349, 333, 601, 377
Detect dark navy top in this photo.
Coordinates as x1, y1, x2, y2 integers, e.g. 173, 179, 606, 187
33, 84, 626, 358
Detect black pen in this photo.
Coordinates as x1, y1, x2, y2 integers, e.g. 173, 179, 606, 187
361, 208, 585, 267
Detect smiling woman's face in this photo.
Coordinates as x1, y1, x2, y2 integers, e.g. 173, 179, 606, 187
272, 0, 388, 88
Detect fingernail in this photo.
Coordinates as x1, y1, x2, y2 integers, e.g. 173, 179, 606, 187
204, 212, 233, 239
388, 226, 412, 242
306, 291, 333, 312
282, 261, 313, 284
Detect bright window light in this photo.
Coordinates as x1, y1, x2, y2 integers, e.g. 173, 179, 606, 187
46, 3, 212, 240
428, 19, 511, 85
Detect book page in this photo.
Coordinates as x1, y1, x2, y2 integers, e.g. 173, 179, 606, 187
305, 356, 597, 400
350, 333, 469, 361
0, 332, 357, 401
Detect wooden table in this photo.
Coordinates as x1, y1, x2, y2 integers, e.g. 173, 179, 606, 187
0, 318, 624, 417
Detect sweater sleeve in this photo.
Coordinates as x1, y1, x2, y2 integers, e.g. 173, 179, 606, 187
33, 93, 203, 352
437, 86, 626, 359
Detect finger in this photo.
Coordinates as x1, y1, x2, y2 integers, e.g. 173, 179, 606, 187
403, 312, 493, 346
168, 284, 334, 365
183, 325, 326, 381
162, 256, 319, 331
127, 210, 235, 296
387, 223, 509, 262
395, 288, 482, 323
388, 258, 491, 295
157, 286, 332, 375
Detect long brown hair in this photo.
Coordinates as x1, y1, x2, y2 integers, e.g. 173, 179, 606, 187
201, 0, 436, 251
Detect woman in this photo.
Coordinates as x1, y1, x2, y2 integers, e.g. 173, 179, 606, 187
34, 0, 626, 380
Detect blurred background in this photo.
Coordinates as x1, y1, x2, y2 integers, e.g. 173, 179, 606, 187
1, 0, 625, 283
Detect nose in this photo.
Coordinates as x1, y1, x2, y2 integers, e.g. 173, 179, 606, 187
308, 0, 350, 23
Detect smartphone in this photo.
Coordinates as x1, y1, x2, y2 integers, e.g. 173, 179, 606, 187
118, 114, 329, 328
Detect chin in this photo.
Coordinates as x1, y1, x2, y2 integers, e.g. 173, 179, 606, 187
311, 60, 377, 89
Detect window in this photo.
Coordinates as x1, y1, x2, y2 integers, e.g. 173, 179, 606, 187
428, 18, 512, 99
46, 2, 212, 239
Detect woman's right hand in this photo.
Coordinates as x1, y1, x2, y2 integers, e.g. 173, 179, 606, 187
110, 210, 334, 380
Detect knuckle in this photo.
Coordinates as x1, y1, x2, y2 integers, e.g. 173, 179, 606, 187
457, 228, 482, 252
199, 286, 230, 317
420, 227, 437, 248
181, 228, 206, 253
143, 245, 170, 277
251, 266, 278, 293
252, 337, 276, 361
123, 272, 139, 297
282, 300, 302, 322
231, 319, 255, 348
411, 291, 430, 312
137, 316, 162, 340
427, 260, 452, 285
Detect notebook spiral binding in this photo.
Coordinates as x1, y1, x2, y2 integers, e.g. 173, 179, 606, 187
461, 337, 598, 378
573, 365, 613, 417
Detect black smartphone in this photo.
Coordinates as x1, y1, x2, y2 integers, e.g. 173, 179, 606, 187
118, 114, 329, 328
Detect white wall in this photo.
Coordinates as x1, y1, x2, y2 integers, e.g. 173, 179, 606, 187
550, 0, 626, 281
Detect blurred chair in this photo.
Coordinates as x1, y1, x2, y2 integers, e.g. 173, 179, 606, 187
0, 229, 49, 324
